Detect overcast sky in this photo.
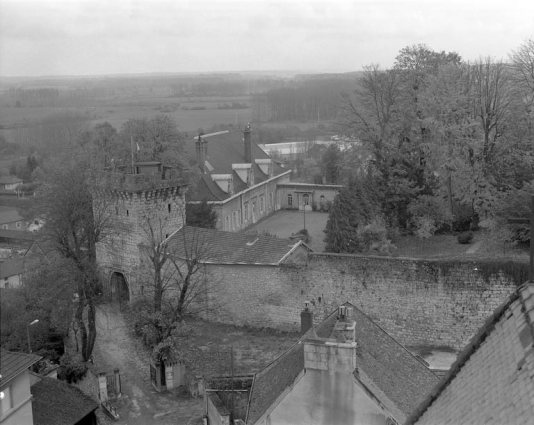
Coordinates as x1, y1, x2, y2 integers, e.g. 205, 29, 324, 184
1, 0, 533, 77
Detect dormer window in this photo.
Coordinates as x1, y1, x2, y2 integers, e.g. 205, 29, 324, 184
212, 174, 234, 194
255, 159, 273, 176
232, 164, 253, 186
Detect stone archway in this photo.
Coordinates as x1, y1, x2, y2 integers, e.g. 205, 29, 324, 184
110, 272, 130, 307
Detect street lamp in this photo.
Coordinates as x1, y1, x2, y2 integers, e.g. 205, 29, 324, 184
27, 319, 39, 354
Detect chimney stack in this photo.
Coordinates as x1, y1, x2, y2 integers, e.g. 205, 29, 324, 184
244, 123, 252, 163
301, 301, 313, 335
196, 133, 205, 172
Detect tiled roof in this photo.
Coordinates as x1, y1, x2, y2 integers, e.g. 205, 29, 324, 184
406, 282, 534, 425
0, 229, 35, 240
0, 257, 24, 279
166, 226, 307, 265
0, 349, 41, 386
0, 206, 24, 225
186, 130, 290, 202
31, 376, 99, 425
0, 175, 23, 185
244, 302, 438, 424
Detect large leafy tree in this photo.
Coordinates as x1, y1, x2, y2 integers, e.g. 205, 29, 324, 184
34, 163, 113, 361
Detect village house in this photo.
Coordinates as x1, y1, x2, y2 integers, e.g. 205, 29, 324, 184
186, 125, 291, 231
0, 176, 23, 191
0, 350, 41, 425
0, 257, 24, 288
205, 302, 439, 425
406, 282, 534, 425
0, 206, 25, 231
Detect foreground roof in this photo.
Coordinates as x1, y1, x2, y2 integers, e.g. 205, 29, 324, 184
186, 130, 290, 202
0, 206, 24, 225
0, 349, 41, 387
406, 282, 534, 425
245, 302, 438, 424
0, 257, 24, 279
166, 226, 310, 266
32, 377, 99, 425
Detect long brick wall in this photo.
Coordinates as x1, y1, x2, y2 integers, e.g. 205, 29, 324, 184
209, 253, 528, 351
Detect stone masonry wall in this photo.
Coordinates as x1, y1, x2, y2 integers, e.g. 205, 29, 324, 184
89, 170, 186, 299
208, 254, 527, 351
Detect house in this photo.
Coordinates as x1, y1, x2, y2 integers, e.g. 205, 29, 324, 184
276, 182, 342, 211
0, 257, 24, 288
0, 207, 25, 231
406, 282, 534, 425
186, 125, 291, 231
0, 350, 41, 425
0, 176, 23, 191
206, 302, 439, 425
31, 376, 99, 425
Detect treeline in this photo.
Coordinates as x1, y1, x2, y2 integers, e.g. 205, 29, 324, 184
251, 76, 355, 122
324, 41, 534, 253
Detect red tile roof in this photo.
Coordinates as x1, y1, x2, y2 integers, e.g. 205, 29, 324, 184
31, 376, 99, 425
0, 349, 41, 386
166, 226, 308, 266
186, 130, 290, 202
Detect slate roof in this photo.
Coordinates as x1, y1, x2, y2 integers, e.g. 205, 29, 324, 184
245, 302, 439, 424
166, 226, 308, 265
0, 349, 41, 387
32, 376, 99, 425
406, 282, 534, 425
0, 206, 24, 225
186, 130, 290, 202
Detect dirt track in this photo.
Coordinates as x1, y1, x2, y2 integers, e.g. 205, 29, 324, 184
92, 304, 203, 425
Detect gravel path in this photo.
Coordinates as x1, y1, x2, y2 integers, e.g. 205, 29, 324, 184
92, 304, 203, 425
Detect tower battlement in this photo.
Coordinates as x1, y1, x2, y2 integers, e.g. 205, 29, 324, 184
86, 169, 186, 193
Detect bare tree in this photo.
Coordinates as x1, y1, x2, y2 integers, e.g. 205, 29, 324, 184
137, 212, 221, 361
509, 38, 534, 95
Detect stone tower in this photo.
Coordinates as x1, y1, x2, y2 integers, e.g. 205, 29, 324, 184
87, 162, 187, 302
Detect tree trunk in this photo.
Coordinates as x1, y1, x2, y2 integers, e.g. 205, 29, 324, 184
84, 299, 97, 361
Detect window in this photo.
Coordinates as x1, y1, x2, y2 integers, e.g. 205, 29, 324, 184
244, 203, 249, 222
168, 203, 171, 213
225, 215, 230, 230
287, 194, 293, 206
269, 193, 273, 209
303, 193, 310, 206
126, 210, 129, 217
237, 209, 241, 227
232, 211, 237, 229
0, 385, 13, 415
2, 225, 7, 230
16, 221, 21, 228
260, 196, 265, 213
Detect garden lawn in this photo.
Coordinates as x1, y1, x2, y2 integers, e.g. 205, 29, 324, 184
247, 210, 329, 252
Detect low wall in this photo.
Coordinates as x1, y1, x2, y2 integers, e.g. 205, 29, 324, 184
211, 253, 528, 351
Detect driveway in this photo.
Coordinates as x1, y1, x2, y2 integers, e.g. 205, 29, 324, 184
248, 210, 329, 252
92, 304, 203, 425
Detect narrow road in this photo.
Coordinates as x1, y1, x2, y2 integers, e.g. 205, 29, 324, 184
92, 303, 203, 425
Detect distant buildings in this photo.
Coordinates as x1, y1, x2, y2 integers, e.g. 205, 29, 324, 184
186, 126, 291, 231
0, 176, 23, 191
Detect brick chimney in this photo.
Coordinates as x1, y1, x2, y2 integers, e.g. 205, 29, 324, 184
244, 123, 252, 163
195, 133, 205, 172
300, 301, 313, 335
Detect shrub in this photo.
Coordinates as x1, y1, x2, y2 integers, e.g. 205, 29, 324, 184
408, 195, 453, 236
357, 218, 397, 255
311, 201, 318, 211
57, 352, 87, 384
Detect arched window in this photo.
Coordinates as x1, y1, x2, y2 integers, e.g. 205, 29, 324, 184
287, 194, 293, 206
